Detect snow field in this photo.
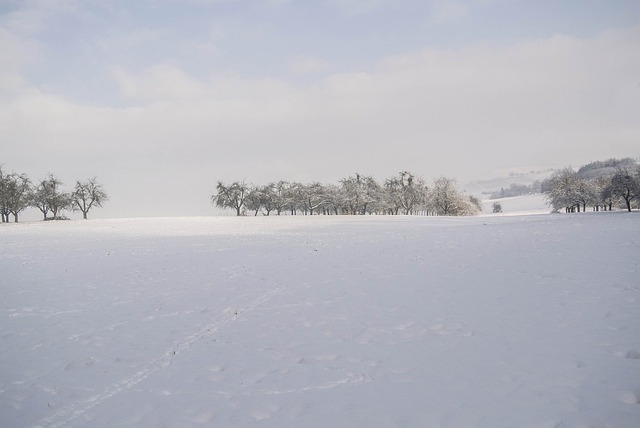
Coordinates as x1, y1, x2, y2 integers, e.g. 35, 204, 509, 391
1, 213, 639, 427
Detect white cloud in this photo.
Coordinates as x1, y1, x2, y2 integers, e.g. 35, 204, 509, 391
112, 64, 207, 101
0, 26, 41, 92
289, 56, 334, 75
2, 24, 639, 217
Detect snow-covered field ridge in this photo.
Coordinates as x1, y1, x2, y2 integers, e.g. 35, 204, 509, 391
2, 214, 639, 427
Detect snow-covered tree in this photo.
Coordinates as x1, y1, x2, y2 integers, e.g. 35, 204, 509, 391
258, 184, 278, 216
340, 174, 382, 215
430, 177, 460, 216
463, 195, 482, 216
572, 178, 598, 213
322, 184, 345, 215
270, 181, 292, 215
384, 171, 428, 215
299, 182, 327, 215
592, 175, 614, 211
72, 177, 109, 219
427, 177, 480, 216
245, 184, 278, 216
544, 168, 581, 212
284, 182, 304, 215
211, 181, 250, 216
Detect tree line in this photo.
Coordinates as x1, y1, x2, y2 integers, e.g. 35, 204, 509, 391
542, 158, 640, 213
0, 166, 108, 222
212, 172, 482, 217
489, 182, 542, 200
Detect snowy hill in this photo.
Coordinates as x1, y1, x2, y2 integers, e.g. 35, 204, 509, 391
463, 166, 556, 197
2, 214, 639, 427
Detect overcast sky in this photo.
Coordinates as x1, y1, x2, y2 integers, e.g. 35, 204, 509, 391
1, 0, 639, 218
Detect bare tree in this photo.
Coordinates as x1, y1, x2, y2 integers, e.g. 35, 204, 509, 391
605, 168, 640, 212
0, 166, 10, 223
3, 172, 32, 222
211, 181, 250, 216
32, 174, 71, 220
72, 177, 109, 219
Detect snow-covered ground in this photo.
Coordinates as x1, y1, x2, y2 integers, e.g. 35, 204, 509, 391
481, 194, 550, 216
1, 213, 639, 427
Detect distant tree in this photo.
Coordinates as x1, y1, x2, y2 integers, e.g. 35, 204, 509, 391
211, 181, 250, 216
430, 177, 461, 216
0, 166, 10, 223
384, 171, 428, 215
322, 184, 345, 215
3, 172, 32, 222
284, 182, 304, 215
426, 178, 480, 216
544, 168, 581, 212
245, 185, 267, 216
592, 175, 614, 211
492, 202, 502, 213
489, 182, 540, 200
465, 195, 483, 216
72, 177, 109, 219
258, 184, 277, 216
32, 174, 71, 220
360, 175, 384, 215
576, 157, 637, 180
572, 178, 598, 213
271, 181, 291, 215
605, 168, 640, 212
299, 182, 327, 215
340, 174, 382, 215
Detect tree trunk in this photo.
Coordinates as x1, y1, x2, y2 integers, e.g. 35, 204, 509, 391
83, 211, 88, 219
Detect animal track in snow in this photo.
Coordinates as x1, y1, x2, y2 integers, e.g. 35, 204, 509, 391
34, 272, 285, 428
